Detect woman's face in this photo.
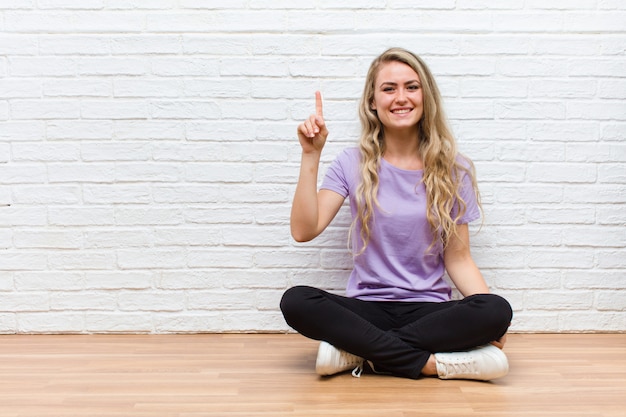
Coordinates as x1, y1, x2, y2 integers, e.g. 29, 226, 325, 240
371, 60, 424, 134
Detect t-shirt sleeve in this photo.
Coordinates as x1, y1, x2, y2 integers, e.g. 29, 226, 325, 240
320, 149, 352, 198
454, 164, 481, 224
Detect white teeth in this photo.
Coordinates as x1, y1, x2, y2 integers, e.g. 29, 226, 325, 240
392, 109, 411, 114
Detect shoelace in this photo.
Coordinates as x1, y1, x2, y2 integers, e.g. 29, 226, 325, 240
335, 349, 363, 378
351, 363, 363, 378
440, 357, 475, 377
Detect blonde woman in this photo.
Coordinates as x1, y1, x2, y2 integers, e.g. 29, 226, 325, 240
281, 48, 512, 380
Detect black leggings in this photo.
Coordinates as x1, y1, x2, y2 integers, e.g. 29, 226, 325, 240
280, 285, 513, 379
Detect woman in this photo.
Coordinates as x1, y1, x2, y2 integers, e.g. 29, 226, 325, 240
280, 48, 512, 380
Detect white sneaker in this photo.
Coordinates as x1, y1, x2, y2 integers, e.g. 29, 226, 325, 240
315, 341, 364, 377
434, 344, 509, 381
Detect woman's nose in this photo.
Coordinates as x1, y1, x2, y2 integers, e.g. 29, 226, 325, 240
395, 91, 407, 103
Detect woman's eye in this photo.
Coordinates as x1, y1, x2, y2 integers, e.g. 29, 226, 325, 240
408, 85, 420, 90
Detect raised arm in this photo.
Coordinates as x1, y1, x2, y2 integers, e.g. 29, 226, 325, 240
290, 92, 345, 242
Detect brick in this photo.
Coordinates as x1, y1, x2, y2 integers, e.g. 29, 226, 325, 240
150, 100, 220, 120
38, 0, 105, 10
598, 79, 626, 99
474, 161, 525, 183
498, 58, 568, 77
159, 270, 223, 290
526, 207, 595, 225
106, 0, 176, 9
563, 185, 625, 204
47, 120, 112, 140
39, 35, 111, 55
153, 312, 223, 333
525, 291, 593, 311
457, 0, 523, 9
596, 291, 626, 311
152, 185, 220, 204
18, 313, 85, 333
529, 79, 596, 99
495, 101, 566, 120
526, 0, 595, 9
78, 57, 148, 76
84, 230, 153, 249
527, 121, 598, 142
85, 271, 154, 290
182, 35, 250, 55
565, 12, 626, 32
155, 227, 221, 246
50, 292, 117, 311
115, 208, 183, 226
12, 185, 81, 204
117, 249, 187, 270
597, 206, 626, 225
118, 291, 185, 312
114, 79, 183, 98
83, 185, 151, 204
14, 230, 82, 249
0, 164, 47, 184
81, 143, 151, 161
111, 35, 181, 54
564, 270, 626, 289
86, 313, 153, 333
599, 163, 626, 190
530, 36, 600, 56
597, 251, 626, 272
1, 292, 49, 312
114, 162, 182, 182
48, 251, 116, 270
48, 163, 115, 183
81, 100, 149, 119
0, 121, 44, 140
11, 100, 80, 119
48, 207, 114, 226
494, 271, 561, 290
567, 101, 626, 121
509, 311, 560, 332
188, 249, 254, 269
527, 249, 594, 269
558, 311, 625, 332
222, 225, 290, 247
526, 163, 596, 183
44, 79, 111, 97
12, 143, 80, 162
115, 121, 185, 140
0, 314, 17, 334
0, 79, 41, 98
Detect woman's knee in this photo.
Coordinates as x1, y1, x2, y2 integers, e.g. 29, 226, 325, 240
279, 285, 316, 319
466, 293, 513, 330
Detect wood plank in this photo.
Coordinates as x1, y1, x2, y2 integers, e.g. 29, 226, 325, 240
0, 333, 623, 416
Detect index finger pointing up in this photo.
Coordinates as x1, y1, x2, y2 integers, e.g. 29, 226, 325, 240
315, 91, 323, 117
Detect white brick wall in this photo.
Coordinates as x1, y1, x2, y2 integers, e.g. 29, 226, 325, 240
0, 1, 624, 334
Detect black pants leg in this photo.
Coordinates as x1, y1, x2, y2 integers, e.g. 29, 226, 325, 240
280, 285, 512, 379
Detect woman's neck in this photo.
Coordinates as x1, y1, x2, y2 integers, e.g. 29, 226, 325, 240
382, 130, 423, 170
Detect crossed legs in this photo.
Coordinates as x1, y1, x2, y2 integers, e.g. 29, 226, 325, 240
280, 285, 512, 379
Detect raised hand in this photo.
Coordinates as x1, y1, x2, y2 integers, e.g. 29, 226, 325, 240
297, 91, 328, 154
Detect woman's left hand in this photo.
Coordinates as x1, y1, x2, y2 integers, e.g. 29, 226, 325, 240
490, 333, 507, 349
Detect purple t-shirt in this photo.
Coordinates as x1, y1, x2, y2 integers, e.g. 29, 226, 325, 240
320, 147, 480, 302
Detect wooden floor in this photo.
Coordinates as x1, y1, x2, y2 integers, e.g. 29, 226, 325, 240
0, 334, 624, 417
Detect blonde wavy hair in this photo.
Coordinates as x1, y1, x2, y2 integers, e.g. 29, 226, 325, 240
352, 47, 481, 254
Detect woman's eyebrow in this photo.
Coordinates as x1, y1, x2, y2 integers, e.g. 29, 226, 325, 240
379, 80, 420, 87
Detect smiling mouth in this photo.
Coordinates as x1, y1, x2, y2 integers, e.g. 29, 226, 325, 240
391, 108, 412, 114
